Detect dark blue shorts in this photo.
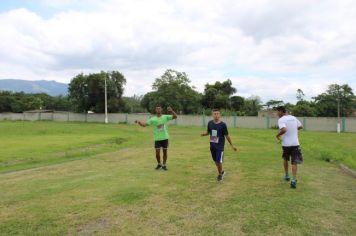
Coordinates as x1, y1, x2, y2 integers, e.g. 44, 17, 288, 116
210, 147, 224, 163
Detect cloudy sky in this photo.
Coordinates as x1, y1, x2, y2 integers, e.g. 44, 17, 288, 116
0, 0, 355, 103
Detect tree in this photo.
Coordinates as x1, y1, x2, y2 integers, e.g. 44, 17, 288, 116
0, 91, 14, 112
265, 100, 284, 109
230, 96, 245, 111
296, 89, 305, 102
68, 73, 89, 112
284, 102, 295, 113
313, 84, 355, 117
68, 71, 126, 113
291, 101, 317, 117
0, 91, 71, 112
141, 69, 202, 114
122, 95, 146, 113
202, 79, 236, 109
141, 92, 157, 113
243, 96, 262, 116
51, 95, 71, 111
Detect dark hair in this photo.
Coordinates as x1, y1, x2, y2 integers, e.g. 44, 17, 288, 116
212, 108, 220, 112
155, 105, 162, 108
275, 106, 286, 113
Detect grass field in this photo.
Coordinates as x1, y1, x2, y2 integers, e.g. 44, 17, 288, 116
0, 121, 355, 235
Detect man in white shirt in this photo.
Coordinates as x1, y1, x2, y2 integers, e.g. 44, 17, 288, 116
275, 106, 303, 189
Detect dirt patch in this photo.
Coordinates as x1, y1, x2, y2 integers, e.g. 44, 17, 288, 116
114, 137, 127, 145
76, 219, 110, 236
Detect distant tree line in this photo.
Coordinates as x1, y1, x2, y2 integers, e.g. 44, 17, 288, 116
0, 69, 355, 117
0, 91, 70, 112
277, 84, 355, 117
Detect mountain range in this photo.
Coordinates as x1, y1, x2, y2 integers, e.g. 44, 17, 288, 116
0, 79, 68, 96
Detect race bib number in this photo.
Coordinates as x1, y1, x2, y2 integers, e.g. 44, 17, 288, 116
210, 129, 219, 143
157, 124, 164, 130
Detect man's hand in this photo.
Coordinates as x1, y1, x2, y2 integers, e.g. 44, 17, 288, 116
135, 120, 147, 127
225, 135, 237, 151
276, 127, 286, 142
167, 106, 178, 119
276, 135, 282, 144
201, 132, 208, 136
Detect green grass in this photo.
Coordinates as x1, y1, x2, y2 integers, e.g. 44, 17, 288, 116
0, 121, 137, 173
0, 121, 355, 235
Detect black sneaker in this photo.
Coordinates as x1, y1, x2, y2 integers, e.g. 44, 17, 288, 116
284, 175, 290, 181
162, 165, 168, 171
290, 180, 297, 189
155, 164, 162, 170
216, 171, 224, 182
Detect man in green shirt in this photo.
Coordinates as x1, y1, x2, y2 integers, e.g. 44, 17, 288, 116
135, 105, 177, 170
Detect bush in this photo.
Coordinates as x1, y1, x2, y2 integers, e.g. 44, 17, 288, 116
320, 151, 332, 162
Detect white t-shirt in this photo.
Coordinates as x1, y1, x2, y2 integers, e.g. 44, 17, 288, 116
278, 115, 302, 146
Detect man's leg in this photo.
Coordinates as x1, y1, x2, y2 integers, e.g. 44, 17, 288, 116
161, 149, 168, 170
290, 146, 302, 188
283, 160, 291, 181
216, 151, 225, 181
155, 148, 161, 163
162, 149, 168, 165
292, 164, 297, 180
154, 148, 163, 170
161, 140, 169, 171
216, 163, 223, 174
290, 164, 298, 188
282, 147, 291, 181
283, 159, 289, 175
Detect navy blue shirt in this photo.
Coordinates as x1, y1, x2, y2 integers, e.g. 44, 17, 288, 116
207, 120, 228, 150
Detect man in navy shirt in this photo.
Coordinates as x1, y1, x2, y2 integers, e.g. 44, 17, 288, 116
201, 109, 237, 181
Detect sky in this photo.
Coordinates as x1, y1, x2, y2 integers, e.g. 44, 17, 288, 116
0, 0, 355, 103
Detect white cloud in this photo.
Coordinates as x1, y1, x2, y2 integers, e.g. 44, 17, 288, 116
0, 0, 355, 102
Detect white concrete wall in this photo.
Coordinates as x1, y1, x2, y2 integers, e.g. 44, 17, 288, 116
345, 118, 356, 132
0, 112, 355, 132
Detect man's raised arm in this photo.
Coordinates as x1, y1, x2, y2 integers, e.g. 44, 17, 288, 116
135, 120, 148, 127
167, 106, 177, 119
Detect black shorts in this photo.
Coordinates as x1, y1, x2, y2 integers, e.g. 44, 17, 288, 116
155, 139, 169, 149
282, 146, 303, 165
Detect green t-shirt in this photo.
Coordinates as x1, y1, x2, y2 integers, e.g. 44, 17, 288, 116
146, 115, 173, 141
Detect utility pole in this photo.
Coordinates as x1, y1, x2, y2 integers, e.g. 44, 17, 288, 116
105, 75, 108, 124
337, 94, 340, 133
